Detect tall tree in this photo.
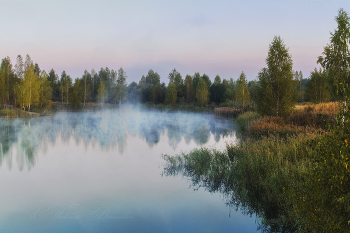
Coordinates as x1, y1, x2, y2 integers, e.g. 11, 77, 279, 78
256, 36, 296, 117
82, 70, 92, 105
210, 75, 225, 104
235, 72, 251, 107
294, 70, 305, 102
184, 75, 195, 103
165, 82, 177, 105
196, 78, 209, 106
317, 8, 350, 98
59, 71, 71, 104
14, 55, 24, 79
1, 57, 15, 103
115, 67, 127, 104
70, 78, 83, 109
38, 70, 53, 108
20, 63, 40, 111
0, 69, 6, 104
48, 69, 59, 102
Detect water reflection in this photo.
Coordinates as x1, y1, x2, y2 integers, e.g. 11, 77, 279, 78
0, 106, 235, 171
162, 149, 296, 233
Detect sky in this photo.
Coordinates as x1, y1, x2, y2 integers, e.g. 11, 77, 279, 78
1, 0, 349, 83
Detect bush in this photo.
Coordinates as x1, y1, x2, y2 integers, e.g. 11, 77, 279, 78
236, 111, 260, 130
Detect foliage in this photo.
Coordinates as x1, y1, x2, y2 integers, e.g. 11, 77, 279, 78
38, 70, 52, 108
256, 36, 297, 117
236, 72, 251, 107
184, 75, 195, 103
210, 75, 225, 104
236, 111, 260, 130
317, 8, 350, 98
70, 78, 83, 109
59, 71, 72, 104
306, 68, 331, 103
19, 63, 40, 111
196, 78, 209, 106
112, 67, 127, 104
165, 82, 177, 105
288, 91, 350, 232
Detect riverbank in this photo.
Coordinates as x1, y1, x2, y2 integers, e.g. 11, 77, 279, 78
163, 101, 349, 232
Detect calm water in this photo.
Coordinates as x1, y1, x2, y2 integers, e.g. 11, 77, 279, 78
0, 106, 259, 233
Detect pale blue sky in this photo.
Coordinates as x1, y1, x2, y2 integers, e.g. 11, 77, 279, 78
1, 0, 349, 83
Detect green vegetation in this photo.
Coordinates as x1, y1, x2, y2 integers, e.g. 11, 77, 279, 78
196, 79, 209, 106
255, 36, 296, 118
236, 111, 260, 130
163, 98, 349, 232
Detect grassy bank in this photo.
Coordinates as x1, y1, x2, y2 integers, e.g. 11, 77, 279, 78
0, 108, 39, 118
163, 101, 349, 232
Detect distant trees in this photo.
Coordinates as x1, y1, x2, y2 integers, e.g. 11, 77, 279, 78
113, 67, 127, 105
165, 82, 177, 105
210, 75, 225, 104
19, 63, 40, 111
97, 80, 107, 105
70, 78, 83, 109
307, 68, 331, 103
235, 72, 250, 107
59, 71, 72, 104
256, 36, 296, 117
184, 75, 195, 103
196, 79, 209, 106
38, 70, 52, 108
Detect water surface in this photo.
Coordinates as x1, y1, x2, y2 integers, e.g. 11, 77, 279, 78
0, 107, 259, 233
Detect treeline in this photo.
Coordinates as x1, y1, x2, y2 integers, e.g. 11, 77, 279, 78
1, 10, 348, 112
0, 54, 310, 112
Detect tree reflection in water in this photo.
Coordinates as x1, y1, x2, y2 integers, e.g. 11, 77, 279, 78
0, 107, 234, 171
162, 148, 297, 233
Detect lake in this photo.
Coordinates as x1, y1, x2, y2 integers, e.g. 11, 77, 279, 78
0, 106, 259, 233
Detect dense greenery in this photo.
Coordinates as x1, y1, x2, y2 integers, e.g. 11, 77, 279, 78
163, 97, 349, 232
255, 36, 296, 117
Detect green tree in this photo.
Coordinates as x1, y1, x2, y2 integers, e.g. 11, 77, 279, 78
1, 57, 16, 104
184, 75, 195, 103
82, 70, 92, 105
210, 75, 225, 104
307, 68, 331, 103
317, 8, 350, 98
0, 69, 6, 104
48, 68, 59, 102
38, 70, 53, 108
256, 36, 296, 117
115, 67, 127, 105
97, 80, 107, 105
20, 63, 40, 111
196, 78, 209, 106
70, 78, 83, 109
59, 71, 72, 104
236, 71, 251, 107
165, 82, 177, 105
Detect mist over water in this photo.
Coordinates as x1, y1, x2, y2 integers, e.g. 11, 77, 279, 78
0, 106, 236, 171
0, 107, 260, 233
